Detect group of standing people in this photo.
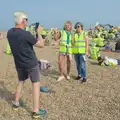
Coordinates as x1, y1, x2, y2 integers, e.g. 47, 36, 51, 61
7, 11, 88, 119
53, 21, 88, 83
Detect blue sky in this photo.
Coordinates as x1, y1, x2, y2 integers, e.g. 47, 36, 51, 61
0, 0, 120, 30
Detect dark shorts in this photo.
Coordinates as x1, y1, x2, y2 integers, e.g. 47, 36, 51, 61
16, 65, 40, 83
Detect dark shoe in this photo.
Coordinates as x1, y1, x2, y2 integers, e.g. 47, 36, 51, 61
75, 75, 82, 80
32, 112, 42, 119
81, 78, 87, 83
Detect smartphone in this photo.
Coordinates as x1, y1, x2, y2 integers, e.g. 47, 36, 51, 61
35, 22, 39, 38
83, 55, 87, 61
35, 22, 39, 32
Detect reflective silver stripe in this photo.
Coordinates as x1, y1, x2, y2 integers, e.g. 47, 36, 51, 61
74, 46, 85, 48
60, 45, 66, 46
67, 46, 72, 48
75, 40, 85, 42
60, 40, 66, 42
60, 45, 72, 48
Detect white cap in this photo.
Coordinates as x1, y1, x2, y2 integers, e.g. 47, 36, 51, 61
14, 11, 27, 24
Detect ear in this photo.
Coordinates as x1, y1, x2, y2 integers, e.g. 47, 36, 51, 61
21, 19, 25, 24
22, 19, 27, 24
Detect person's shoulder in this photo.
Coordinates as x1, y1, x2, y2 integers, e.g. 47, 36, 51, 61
8, 28, 14, 33
7, 28, 15, 37
8, 28, 12, 32
8, 28, 25, 34
22, 30, 31, 35
17, 29, 32, 37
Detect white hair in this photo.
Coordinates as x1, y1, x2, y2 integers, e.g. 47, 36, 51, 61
14, 11, 27, 24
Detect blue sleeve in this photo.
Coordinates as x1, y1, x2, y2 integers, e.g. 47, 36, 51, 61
26, 31, 38, 45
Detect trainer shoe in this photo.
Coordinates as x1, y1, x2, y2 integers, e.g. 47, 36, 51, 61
57, 75, 65, 82
12, 101, 20, 111
66, 75, 70, 80
32, 109, 47, 119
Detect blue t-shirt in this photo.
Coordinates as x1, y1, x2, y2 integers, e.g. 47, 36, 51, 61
7, 28, 38, 69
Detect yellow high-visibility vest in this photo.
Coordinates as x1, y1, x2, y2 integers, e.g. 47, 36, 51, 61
59, 30, 72, 54
73, 31, 86, 54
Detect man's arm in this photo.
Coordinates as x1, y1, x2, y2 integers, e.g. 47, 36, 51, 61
34, 25, 44, 48
34, 33, 44, 48
26, 25, 44, 48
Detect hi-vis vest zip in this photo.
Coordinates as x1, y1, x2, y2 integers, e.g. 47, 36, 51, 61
59, 30, 72, 54
73, 31, 86, 54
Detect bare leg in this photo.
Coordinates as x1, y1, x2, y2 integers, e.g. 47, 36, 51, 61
15, 81, 24, 104
32, 82, 40, 112
67, 55, 71, 75
58, 54, 65, 76
57, 54, 66, 81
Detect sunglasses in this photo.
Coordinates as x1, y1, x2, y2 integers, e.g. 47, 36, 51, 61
76, 26, 80, 28
24, 18, 28, 21
75, 25, 80, 29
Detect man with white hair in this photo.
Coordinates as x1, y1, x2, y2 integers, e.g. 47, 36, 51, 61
7, 11, 44, 119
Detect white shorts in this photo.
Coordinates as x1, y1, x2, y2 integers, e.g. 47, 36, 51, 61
59, 52, 73, 60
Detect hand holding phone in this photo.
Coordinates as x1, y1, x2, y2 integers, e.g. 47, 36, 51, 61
36, 25, 42, 33
36, 23, 42, 38
35, 22, 39, 32
83, 55, 88, 62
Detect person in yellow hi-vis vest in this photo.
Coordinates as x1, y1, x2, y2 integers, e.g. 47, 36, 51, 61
25, 25, 29, 31
6, 43, 12, 55
53, 21, 73, 81
72, 22, 88, 83
89, 43, 100, 60
98, 56, 120, 66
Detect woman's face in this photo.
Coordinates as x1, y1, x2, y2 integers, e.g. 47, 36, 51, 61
96, 26, 100, 30
65, 23, 72, 31
76, 25, 81, 33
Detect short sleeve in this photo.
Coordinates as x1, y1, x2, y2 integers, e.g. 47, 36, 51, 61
25, 31, 38, 45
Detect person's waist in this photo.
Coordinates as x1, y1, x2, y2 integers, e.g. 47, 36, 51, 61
15, 62, 38, 70
60, 44, 71, 46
